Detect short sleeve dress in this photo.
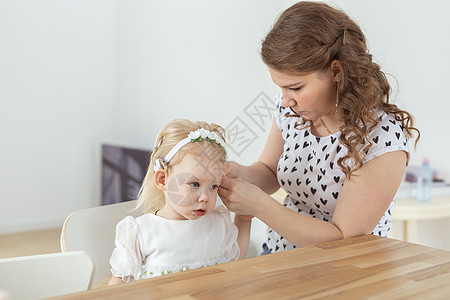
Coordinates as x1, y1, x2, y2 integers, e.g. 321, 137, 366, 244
266, 94, 410, 253
110, 205, 239, 281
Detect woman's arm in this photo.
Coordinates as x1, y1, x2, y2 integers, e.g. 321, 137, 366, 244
226, 119, 283, 195
222, 150, 407, 247
234, 215, 252, 259
331, 150, 407, 238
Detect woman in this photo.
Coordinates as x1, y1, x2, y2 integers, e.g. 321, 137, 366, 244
219, 1, 419, 253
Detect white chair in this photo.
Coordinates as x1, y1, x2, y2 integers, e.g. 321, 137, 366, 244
60, 200, 142, 285
0, 251, 94, 300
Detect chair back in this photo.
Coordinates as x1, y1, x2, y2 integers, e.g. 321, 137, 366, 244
60, 200, 141, 284
0, 251, 94, 300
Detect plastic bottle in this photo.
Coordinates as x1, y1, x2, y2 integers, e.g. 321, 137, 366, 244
416, 158, 433, 202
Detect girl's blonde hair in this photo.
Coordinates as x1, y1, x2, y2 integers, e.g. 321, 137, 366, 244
261, 1, 420, 179
136, 119, 227, 213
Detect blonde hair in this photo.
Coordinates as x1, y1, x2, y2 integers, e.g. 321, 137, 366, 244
261, 1, 420, 179
136, 119, 227, 214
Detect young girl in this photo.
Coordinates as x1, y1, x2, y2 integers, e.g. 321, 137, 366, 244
108, 119, 251, 285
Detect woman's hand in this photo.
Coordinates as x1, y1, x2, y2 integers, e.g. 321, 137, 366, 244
224, 161, 246, 180
236, 214, 254, 222
223, 162, 255, 220
219, 175, 269, 218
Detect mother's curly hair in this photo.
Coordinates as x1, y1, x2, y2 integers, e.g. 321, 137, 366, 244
261, 1, 420, 179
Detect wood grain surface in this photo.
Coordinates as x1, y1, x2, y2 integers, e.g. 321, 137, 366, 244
50, 235, 450, 299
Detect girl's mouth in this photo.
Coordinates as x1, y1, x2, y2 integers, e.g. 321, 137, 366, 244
193, 209, 206, 216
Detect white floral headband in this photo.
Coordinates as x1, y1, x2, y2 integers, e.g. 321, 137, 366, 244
153, 128, 226, 172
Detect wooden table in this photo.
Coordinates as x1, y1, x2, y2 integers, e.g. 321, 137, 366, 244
50, 235, 450, 299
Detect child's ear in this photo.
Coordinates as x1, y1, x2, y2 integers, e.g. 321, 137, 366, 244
154, 169, 167, 190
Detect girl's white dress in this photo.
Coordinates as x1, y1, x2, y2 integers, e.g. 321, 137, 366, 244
110, 205, 239, 281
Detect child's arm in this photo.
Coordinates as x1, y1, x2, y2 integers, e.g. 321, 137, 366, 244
234, 215, 252, 259
108, 275, 124, 286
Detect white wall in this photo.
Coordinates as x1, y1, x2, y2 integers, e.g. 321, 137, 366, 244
112, 0, 296, 160
0, 0, 115, 233
1, 0, 449, 250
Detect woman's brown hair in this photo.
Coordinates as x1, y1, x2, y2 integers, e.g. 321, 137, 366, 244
261, 1, 420, 179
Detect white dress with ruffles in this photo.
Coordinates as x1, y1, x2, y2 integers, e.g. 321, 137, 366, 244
110, 205, 239, 281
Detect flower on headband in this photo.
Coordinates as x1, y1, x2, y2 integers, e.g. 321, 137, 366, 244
199, 128, 209, 139
188, 130, 201, 141
188, 129, 225, 147
208, 132, 226, 147
207, 131, 216, 140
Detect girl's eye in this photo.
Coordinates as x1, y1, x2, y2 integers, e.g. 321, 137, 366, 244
211, 184, 219, 190
190, 182, 200, 188
289, 87, 301, 91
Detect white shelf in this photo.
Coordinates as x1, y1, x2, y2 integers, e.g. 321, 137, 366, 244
397, 181, 450, 199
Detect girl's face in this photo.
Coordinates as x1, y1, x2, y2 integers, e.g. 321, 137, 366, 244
162, 151, 224, 220
268, 67, 337, 122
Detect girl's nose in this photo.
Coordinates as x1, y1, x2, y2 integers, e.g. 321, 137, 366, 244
197, 189, 209, 203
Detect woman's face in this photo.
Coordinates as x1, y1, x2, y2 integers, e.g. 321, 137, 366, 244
268, 67, 337, 122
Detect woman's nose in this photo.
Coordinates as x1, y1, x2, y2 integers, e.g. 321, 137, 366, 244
281, 90, 297, 108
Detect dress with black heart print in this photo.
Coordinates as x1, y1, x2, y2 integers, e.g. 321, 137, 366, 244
266, 94, 410, 253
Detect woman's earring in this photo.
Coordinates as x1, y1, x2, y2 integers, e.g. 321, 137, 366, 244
335, 82, 339, 113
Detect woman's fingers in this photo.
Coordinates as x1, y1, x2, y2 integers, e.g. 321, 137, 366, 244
224, 161, 236, 178
218, 176, 231, 203
220, 178, 268, 218
220, 173, 232, 190
219, 176, 235, 208
219, 188, 232, 211
219, 186, 230, 200
224, 161, 243, 179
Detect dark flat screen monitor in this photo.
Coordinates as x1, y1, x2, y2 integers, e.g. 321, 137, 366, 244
101, 144, 151, 205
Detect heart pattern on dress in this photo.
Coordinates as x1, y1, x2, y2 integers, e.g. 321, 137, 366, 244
266, 95, 409, 254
